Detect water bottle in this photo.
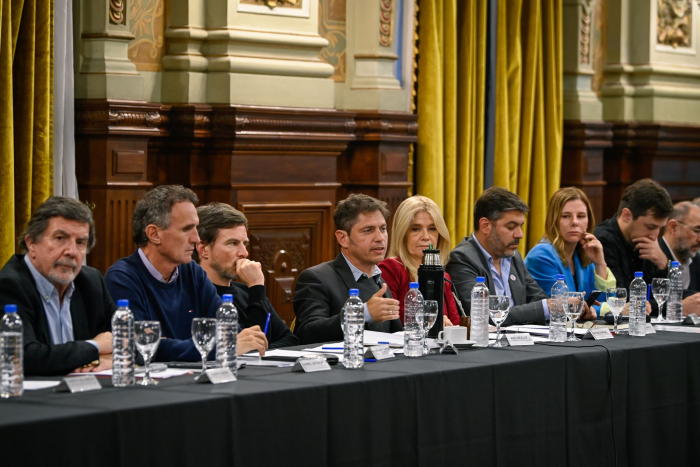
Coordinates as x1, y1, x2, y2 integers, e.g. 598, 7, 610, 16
403, 282, 424, 357
549, 275, 568, 342
111, 299, 134, 387
342, 289, 365, 369
216, 294, 238, 377
470, 277, 489, 347
667, 261, 683, 323
1, 305, 23, 398
629, 272, 647, 336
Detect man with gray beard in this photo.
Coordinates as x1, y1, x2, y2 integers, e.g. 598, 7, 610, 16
0, 197, 116, 375
659, 201, 700, 315
446, 187, 596, 326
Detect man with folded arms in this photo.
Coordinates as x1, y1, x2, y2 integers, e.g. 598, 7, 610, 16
0, 197, 115, 375
594, 179, 673, 292
194, 202, 298, 348
293, 193, 403, 345
105, 186, 268, 361
658, 201, 700, 315
446, 187, 596, 326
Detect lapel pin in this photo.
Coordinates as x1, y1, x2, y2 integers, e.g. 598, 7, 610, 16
510, 274, 516, 281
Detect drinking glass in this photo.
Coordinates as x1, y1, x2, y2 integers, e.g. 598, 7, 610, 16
420, 300, 439, 354
651, 278, 669, 322
566, 292, 586, 341
608, 297, 626, 335
135, 321, 161, 386
607, 288, 628, 334
488, 295, 510, 347
191, 317, 217, 377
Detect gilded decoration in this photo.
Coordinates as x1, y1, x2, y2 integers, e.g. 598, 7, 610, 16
318, 0, 346, 82
657, 0, 692, 48
239, 0, 302, 10
128, 0, 165, 72
379, 0, 394, 47
110, 0, 126, 25
580, 4, 592, 64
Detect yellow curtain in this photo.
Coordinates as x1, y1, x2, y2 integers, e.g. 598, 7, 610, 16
0, 0, 53, 266
415, 0, 486, 248
494, 0, 563, 254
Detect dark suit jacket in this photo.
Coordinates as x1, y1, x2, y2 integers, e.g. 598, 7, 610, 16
446, 235, 548, 326
0, 254, 116, 376
293, 254, 403, 345
659, 237, 700, 297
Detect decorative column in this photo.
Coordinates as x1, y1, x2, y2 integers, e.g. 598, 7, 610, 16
75, 0, 144, 99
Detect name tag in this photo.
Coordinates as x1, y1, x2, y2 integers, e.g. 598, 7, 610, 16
292, 356, 331, 373
683, 313, 700, 325
196, 367, 236, 384
645, 323, 656, 334
54, 375, 102, 393
364, 345, 394, 360
584, 328, 614, 340
505, 333, 534, 346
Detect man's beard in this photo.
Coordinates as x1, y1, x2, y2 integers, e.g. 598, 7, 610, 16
674, 237, 699, 263
48, 260, 79, 285
487, 234, 519, 259
211, 257, 237, 282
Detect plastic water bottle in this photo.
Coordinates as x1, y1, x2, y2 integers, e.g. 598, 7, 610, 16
549, 275, 568, 342
470, 277, 489, 347
216, 294, 238, 377
667, 261, 683, 323
342, 289, 365, 369
111, 299, 134, 387
1, 305, 23, 398
403, 282, 424, 357
629, 272, 647, 336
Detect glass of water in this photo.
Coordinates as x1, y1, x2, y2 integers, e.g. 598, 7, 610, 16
488, 295, 510, 347
651, 278, 669, 322
421, 300, 439, 354
566, 292, 586, 341
607, 288, 628, 334
191, 317, 217, 377
135, 321, 161, 386
608, 297, 626, 335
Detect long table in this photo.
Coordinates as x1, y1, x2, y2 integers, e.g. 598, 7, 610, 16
1, 330, 699, 467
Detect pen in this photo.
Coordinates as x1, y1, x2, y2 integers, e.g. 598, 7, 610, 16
322, 347, 343, 350
647, 284, 651, 301
364, 358, 377, 362
378, 341, 390, 344
263, 312, 271, 335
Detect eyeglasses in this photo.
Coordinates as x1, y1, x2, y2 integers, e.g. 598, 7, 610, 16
676, 221, 700, 236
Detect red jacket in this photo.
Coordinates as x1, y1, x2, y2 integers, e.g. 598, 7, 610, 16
378, 257, 461, 326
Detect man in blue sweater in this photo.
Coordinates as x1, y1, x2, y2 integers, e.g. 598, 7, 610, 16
105, 186, 268, 362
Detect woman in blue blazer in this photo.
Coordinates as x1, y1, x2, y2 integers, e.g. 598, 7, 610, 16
524, 187, 616, 315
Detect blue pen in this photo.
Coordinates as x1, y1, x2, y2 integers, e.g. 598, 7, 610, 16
647, 284, 651, 301
322, 347, 343, 350
378, 341, 390, 344
263, 312, 271, 335
364, 358, 377, 362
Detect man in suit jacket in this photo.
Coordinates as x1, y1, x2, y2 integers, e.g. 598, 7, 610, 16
0, 197, 115, 376
659, 201, 700, 315
293, 194, 403, 345
446, 187, 596, 326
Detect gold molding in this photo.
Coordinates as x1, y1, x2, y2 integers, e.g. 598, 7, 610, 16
580, 5, 592, 64
109, 0, 126, 26
379, 0, 394, 47
657, 0, 692, 48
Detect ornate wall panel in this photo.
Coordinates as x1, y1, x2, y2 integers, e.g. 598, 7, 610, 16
318, 0, 347, 82
128, 0, 166, 71
76, 100, 416, 314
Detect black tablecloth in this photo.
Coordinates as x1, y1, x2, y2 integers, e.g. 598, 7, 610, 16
1, 331, 699, 467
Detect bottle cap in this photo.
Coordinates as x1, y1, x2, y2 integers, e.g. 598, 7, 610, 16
409, 282, 419, 289
634, 271, 643, 278
671, 261, 680, 268
117, 299, 129, 307
349, 289, 360, 296
556, 274, 565, 281
222, 294, 233, 303
476, 277, 485, 283
3, 304, 17, 313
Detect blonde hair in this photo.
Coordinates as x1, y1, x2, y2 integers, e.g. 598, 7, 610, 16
543, 187, 596, 268
388, 195, 451, 280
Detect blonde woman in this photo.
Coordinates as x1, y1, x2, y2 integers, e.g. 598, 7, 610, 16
524, 187, 615, 316
378, 196, 460, 327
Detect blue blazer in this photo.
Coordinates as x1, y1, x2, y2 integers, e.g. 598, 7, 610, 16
524, 242, 596, 297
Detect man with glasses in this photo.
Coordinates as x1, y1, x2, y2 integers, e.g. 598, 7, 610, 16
659, 201, 700, 315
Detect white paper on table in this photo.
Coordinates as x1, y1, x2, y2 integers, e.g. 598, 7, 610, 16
490, 332, 551, 343
653, 325, 700, 334
238, 356, 295, 367
364, 330, 404, 347
247, 349, 321, 359
66, 368, 193, 379
23, 380, 61, 390
504, 325, 589, 337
